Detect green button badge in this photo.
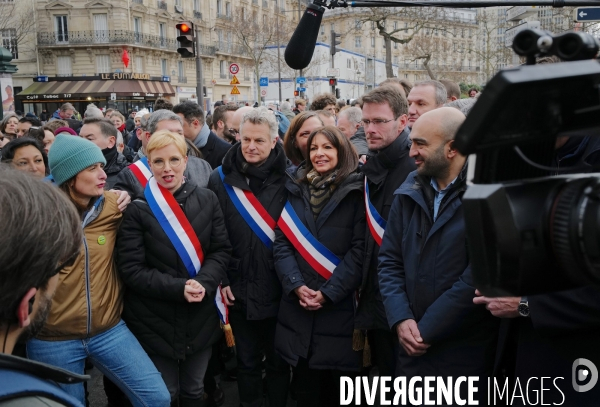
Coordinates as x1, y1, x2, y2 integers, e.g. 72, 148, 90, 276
97, 235, 106, 245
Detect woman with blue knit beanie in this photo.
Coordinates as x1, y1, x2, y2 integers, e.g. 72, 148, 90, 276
26, 134, 171, 407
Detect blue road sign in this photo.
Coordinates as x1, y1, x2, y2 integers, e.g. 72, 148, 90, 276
162, 76, 170, 82
260, 77, 269, 87
575, 7, 600, 22
36, 76, 49, 82
298, 87, 307, 92
296, 77, 306, 84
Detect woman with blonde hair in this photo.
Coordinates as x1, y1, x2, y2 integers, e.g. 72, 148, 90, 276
117, 130, 231, 407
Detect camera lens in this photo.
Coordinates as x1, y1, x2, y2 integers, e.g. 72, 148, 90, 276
554, 32, 600, 61
550, 178, 600, 285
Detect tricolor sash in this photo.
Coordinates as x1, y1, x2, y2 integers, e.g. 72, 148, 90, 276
144, 177, 235, 345
277, 201, 340, 280
364, 178, 387, 246
218, 166, 276, 249
129, 157, 152, 188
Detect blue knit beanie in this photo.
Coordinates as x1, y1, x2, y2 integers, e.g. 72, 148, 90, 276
48, 134, 106, 186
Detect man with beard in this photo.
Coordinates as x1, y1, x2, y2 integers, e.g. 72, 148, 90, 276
379, 108, 499, 402
208, 107, 290, 407
213, 104, 239, 144
354, 86, 415, 378
0, 168, 87, 406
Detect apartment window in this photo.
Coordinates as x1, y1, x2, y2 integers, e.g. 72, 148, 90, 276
178, 60, 184, 78
134, 17, 142, 43
55, 15, 68, 43
217, 0, 223, 15
330, 23, 334, 32
355, 19, 361, 29
135, 56, 143, 73
371, 21, 375, 30
320, 25, 324, 35
194, 0, 200, 10
93, 14, 108, 43
175, 0, 181, 5
393, 21, 397, 30
371, 37, 375, 47
161, 59, 168, 76
347, 59, 351, 68
354, 36, 361, 48
226, 2, 231, 16
0, 29, 17, 59
57, 56, 72, 76
220, 60, 227, 76
394, 41, 397, 49
242, 7, 246, 20
96, 54, 111, 73
217, 29, 223, 44
159, 23, 166, 47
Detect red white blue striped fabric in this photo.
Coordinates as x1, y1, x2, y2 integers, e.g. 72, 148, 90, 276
365, 178, 387, 246
129, 157, 152, 188
277, 201, 340, 280
218, 167, 276, 249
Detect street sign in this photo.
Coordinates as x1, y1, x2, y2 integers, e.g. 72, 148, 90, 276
296, 77, 306, 84
230, 75, 240, 85
505, 21, 540, 47
259, 77, 269, 87
231, 85, 241, 95
261, 89, 267, 97
506, 6, 538, 22
575, 7, 600, 22
36, 75, 49, 82
161, 76, 170, 82
110, 93, 117, 101
229, 63, 240, 75
298, 87, 306, 92
326, 68, 340, 77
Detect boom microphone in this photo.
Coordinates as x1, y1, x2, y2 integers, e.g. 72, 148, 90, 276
284, 3, 325, 70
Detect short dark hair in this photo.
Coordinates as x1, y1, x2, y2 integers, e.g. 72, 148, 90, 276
0, 137, 49, 175
302, 126, 358, 185
439, 79, 461, 100
310, 93, 337, 111
19, 117, 42, 127
414, 80, 447, 106
154, 98, 174, 111
213, 105, 238, 129
82, 117, 118, 139
283, 111, 323, 165
0, 166, 81, 324
468, 87, 478, 94
173, 101, 205, 125
380, 77, 413, 97
362, 86, 408, 118
27, 127, 46, 145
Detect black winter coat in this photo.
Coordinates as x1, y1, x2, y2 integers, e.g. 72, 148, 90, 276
117, 182, 231, 359
273, 170, 366, 371
208, 143, 288, 320
355, 129, 415, 331
201, 131, 232, 169
103, 147, 129, 190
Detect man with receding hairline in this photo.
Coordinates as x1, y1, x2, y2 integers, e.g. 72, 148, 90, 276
379, 108, 498, 400
406, 80, 447, 129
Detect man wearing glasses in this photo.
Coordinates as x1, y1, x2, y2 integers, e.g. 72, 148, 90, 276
354, 86, 416, 377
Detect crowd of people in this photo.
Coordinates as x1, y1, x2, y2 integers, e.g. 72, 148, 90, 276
0, 78, 598, 407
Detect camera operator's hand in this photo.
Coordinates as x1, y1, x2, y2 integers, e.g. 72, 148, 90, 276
473, 290, 520, 318
396, 319, 430, 357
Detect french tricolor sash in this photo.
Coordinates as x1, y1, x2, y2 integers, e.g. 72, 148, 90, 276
277, 201, 340, 280
365, 178, 387, 246
144, 177, 235, 346
129, 157, 152, 188
218, 166, 276, 249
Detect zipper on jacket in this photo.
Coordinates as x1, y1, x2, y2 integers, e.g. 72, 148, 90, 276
82, 236, 92, 336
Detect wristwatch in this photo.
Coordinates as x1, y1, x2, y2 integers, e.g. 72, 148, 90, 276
518, 297, 530, 317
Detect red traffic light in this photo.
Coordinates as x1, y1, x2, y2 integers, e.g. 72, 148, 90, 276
180, 24, 191, 33
328, 78, 337, 86
294, 91, 299, 97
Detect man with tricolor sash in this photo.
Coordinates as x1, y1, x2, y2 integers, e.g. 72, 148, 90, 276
113, 110, 212, 200
354, 87, 416, 376
208, 108, 290, 407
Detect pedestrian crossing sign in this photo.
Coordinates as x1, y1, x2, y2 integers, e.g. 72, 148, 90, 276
230, 75, 240, 85
231, 85, 241, 95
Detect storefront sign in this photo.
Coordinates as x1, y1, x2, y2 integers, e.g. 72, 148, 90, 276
100, 73, 152, 80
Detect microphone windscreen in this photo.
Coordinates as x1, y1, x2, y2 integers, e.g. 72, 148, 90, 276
284, 4, 324, 70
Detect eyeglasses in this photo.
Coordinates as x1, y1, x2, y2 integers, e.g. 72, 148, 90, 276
361, 118, 397, 127
151, 156, 184, 169
229, 128, 240, 135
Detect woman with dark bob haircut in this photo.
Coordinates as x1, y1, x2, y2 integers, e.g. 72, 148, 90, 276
282, 111, 323, 166
0, 137, 48, 178
273, 126, 365, 406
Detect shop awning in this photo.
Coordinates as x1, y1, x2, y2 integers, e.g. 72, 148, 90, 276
16, 79, 176, 101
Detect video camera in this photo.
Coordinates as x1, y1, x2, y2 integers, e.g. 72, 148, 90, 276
454, 29, 600, 297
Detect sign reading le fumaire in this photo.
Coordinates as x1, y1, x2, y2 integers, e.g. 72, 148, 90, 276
100, 73, 152, 80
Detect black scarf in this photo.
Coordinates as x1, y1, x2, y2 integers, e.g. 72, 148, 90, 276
102, 144, 118, 165
235, 147, 280, 194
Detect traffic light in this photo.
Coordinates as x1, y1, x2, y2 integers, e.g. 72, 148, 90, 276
330, 31, 342, 56
335, 88, 340, 99
294, 90, 299, 97
176, 21, 195, 58
328, 78, 337, 86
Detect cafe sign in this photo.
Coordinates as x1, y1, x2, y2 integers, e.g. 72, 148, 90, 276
101, 73, 152, 80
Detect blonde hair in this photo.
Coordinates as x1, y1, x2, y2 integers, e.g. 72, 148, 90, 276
110, 111, 125, 122
147, 130, 187, 159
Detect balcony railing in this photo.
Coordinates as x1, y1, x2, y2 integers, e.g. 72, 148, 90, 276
132, 0, 143, 3
157, 0, 167, 10
397, 63, 480, 72
178, 76, 187, 83
38, 30, 177, 49
197, 44, 217, 56
194, 11, 202, 19
216, 42, 249, 56
217, 13, 232, 19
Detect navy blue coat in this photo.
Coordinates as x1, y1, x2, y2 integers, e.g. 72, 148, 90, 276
273, 171, 366, 371
379, 169, 499, 378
